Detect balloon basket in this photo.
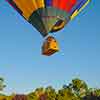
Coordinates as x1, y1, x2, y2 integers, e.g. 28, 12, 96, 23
41, 36, 59, 56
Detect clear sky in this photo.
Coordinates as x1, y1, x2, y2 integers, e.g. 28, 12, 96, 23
0, 0, 100, 94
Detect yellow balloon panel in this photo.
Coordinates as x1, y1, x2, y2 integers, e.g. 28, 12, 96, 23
36, 0, 45, 9
13, 0, 45, 20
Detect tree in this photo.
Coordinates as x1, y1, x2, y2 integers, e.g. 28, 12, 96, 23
45, 86, 56, 100
92, 89, 100, 97
35, 87, 44, 98
0, 77, 6, 91
27, 92, 38, 100
71, 78, 88, 98
57, 86, 79, 100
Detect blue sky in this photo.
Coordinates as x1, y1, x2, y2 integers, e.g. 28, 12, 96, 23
0, 0, 100, 94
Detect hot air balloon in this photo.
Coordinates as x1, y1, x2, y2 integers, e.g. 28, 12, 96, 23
6, 0, 90, 56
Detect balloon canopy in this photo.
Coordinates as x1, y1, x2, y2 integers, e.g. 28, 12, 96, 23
6, 0, 90, 37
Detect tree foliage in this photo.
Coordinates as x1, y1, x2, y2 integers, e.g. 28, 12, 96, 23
27, 78, 100, 100
0, 78, 100, 100
0, 77, 6, 91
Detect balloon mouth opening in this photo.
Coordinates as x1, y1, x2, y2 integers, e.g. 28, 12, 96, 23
50, 19, 66, 33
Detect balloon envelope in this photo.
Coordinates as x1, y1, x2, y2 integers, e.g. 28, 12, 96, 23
6, 0, 90, 37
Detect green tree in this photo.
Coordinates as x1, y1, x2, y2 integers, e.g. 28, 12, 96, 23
35, 87, 44, 97
71, 78, 88, 98
0, 77, 6, 91
27, 87, 45, 100
92, 89, 100, 96
45, 86, 56, 100
27, 92, 38, 100
57, 85, 80, 100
